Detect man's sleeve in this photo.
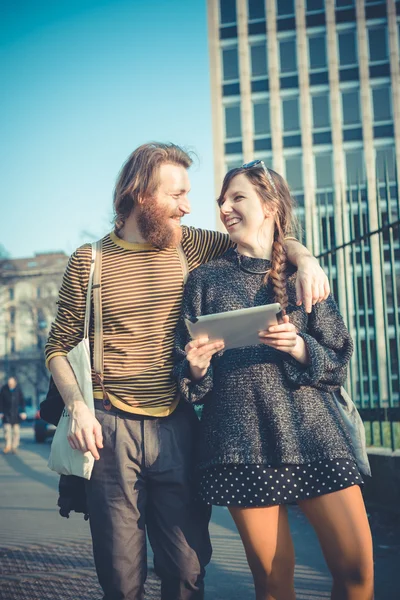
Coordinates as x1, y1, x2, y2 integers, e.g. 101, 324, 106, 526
181, 226, 232, 272
44, 246, 90, 368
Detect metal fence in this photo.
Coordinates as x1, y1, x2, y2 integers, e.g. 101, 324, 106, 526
315, 169, 400, 451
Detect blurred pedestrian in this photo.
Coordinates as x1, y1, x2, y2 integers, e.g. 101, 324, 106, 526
0, 376, 27, 454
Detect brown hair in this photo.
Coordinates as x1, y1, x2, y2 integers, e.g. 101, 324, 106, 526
217, 165, 300, 313
113, 142, 193, 232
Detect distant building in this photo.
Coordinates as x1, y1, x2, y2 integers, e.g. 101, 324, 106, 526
0, 252, 68, 409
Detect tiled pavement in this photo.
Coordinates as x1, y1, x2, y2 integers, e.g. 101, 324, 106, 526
0, 426, 398, 599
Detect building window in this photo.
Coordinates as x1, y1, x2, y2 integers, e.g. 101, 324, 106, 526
277, 0, 295, 16
251, 43, 268, 77
342, 88, 361, 125
315, 153, 333, 188
376, 147, 395, 183
308, 35, 327, 70
368, 28, 388, 63
336, 0, 354, 7
372, 86, 392, 123
225, 105, 242, 139
9, 287, 14, 301
222, 47, 239, 81
253, 100, 270, 135
345, 149, 365, 186
312, 93, 330, 129
226, 159, 243, 171
279, 38, 297, 74
307, 0, 325, 11
248, 0, 265, 20
220, 0, 237, 25
282, 97, 300, 132
338, 30, 357, 66
285, 155, 304, 192
9, 308, 15, 325
10, 337, 16, 354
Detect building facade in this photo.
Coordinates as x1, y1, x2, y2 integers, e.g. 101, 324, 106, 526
207, 0, 400, 428
0, 252, 68, 410
208, 0, 399, 235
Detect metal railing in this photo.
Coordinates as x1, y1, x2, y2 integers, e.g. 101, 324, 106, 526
315, 170, 400, 451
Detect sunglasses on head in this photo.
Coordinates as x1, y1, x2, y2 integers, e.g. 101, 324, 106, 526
242, 160, 277, 195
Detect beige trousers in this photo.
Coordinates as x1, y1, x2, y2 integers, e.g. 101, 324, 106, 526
4, 423, 20, 450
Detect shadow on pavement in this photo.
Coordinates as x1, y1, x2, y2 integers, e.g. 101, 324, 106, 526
1, 454, 58, 492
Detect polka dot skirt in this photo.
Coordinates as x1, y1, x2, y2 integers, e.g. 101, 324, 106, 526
198, 459, 363, 507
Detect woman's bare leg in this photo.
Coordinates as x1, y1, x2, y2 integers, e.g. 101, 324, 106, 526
299, 485, 374, 600
229, 505, 296, 600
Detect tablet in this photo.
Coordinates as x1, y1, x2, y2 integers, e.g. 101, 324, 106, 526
185, 302, 282, 350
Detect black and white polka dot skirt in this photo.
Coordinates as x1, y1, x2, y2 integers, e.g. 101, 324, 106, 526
198, 459, 363, 507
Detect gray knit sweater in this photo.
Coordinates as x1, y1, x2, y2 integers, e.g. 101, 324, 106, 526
174, 248, 355, 470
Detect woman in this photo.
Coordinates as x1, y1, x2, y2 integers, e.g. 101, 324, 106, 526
174, 162, 373, 600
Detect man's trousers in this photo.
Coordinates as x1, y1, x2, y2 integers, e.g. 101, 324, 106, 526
85, 400, 212, 600
3, 423, 20, 451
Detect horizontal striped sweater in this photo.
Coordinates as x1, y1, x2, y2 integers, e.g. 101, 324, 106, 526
45, 227, 231, 416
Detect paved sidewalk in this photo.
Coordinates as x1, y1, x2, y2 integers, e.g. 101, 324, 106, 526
0, 426, 399, 599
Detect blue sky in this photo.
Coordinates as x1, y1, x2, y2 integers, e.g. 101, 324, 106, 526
0, 0, 217, 258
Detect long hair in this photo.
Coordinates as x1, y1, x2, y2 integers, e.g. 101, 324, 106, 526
217, 166, 300, 313
113, 142, 193, 233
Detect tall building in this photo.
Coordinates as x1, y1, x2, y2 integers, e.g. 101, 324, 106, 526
0, 252, 68, 409
208, 0, 399, 237
207, 0, 400, 419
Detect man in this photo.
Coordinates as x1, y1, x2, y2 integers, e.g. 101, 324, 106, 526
45, 142, 329, 600
0, 376, 26, 454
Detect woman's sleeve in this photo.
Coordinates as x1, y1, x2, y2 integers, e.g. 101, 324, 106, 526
282, 294, 353, 391
173, 271, 214, 404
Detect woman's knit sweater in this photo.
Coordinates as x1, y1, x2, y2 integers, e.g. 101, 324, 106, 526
174, 248, 355, 470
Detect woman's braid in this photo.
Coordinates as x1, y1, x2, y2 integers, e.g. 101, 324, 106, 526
265, 226, 289, 314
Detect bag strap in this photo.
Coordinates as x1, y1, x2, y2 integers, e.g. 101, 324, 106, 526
83, 243, 97, 340
92, 239, 103, 376
91, 239, 110, 405
176, 243, 189, 284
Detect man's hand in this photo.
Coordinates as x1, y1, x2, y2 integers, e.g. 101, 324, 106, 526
284, 240, 330, 312
296, 256, 329, 313
67, 402, 103, 461
185, 337, 224, 381
49, 355, 104, 461
20, 412, 27, 421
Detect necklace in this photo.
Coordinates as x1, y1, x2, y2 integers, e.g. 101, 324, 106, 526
236, 250, 270, 275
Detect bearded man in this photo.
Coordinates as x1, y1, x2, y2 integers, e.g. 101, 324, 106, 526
45, 142, 329, 600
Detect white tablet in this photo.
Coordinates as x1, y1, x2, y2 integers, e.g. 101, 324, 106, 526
185, 303, 282, 350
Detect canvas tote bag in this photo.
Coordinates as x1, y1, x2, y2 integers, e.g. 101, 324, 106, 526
48, 241, 101, 480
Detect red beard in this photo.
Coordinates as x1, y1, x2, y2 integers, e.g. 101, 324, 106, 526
136, 197, 183, 249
